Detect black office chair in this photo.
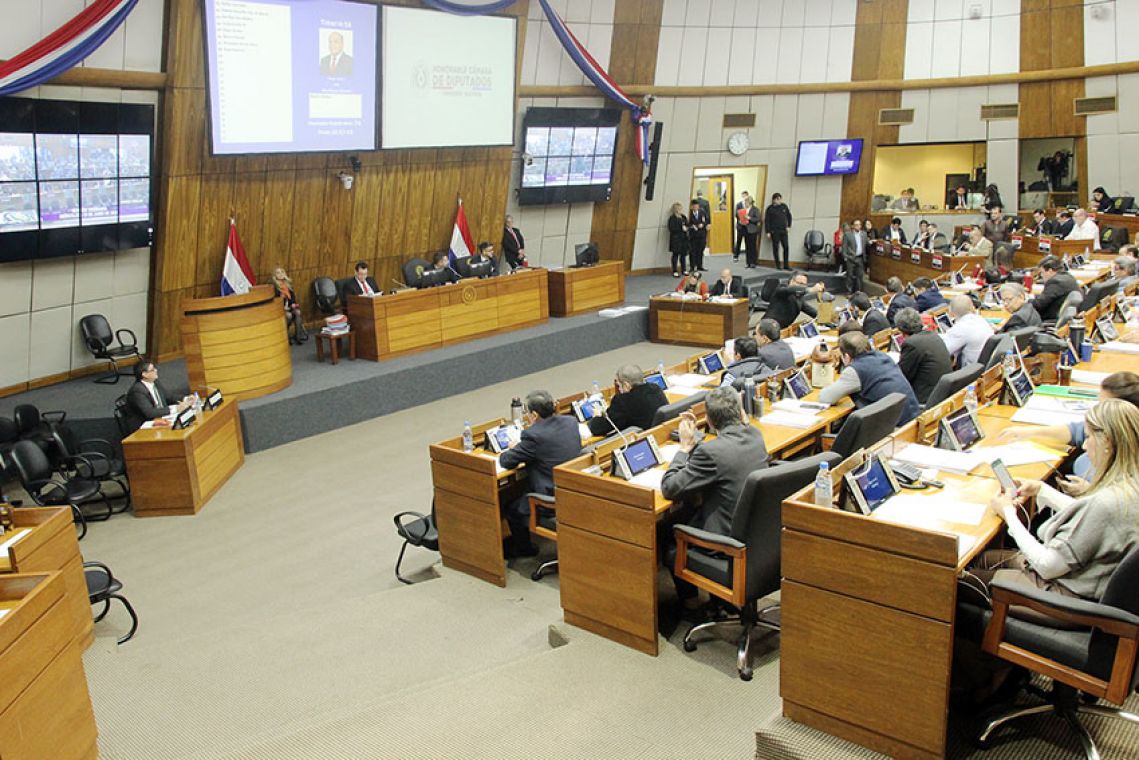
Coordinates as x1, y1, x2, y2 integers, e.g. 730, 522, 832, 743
113, 395, 131, 440
821, 392, 907, 459
960, 549, 1139, 758
51, 425, 131, 511
335, 277, 357, 311
79, 314, 139, 384
672, 453, 842, 680
85, 561, 138, 644
14, 404, 66, 452
312, 277, 340, 315
1055, 289, 1085, 330
9, 440, 112, 526
1100, 225, 1129, 252
651, 391, 708, 427
978, 333, 1015, 371
402, 258, 431, 289
526, 426, 642, 582
751, 277, 781, 313
0, 422, 20, 506
923, 363, 983, 409
392, 501, 438, 585
803, 230, 833, 271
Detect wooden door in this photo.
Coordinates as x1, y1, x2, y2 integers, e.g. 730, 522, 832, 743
692, 175, 733, 254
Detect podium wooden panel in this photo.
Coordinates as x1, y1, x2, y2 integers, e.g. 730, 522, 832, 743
348, 268, 549, 360
0, 572, 98, 760
1011, 235, 1099, 270
122, 399, 245, 517
0, 508, 92, 650
869, 241, 987, 286
548, 261, 625, 317
649, 296, 748, 348
181, 285, 292, 401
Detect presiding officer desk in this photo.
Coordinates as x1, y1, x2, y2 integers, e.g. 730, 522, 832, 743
869, 240, 988, 288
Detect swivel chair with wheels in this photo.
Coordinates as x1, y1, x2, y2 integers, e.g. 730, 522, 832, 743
820, 392, 906, 459
312, 277, 340, 315
923, 363, 983, 410
803, 230, 833, 271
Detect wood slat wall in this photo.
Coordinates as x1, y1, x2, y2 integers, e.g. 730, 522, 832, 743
1019, 0, 1086, 140
587, 0, 663, 269
150, 0, 530, 357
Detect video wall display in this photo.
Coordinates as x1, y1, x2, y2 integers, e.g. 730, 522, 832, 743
0, 97, 154, 262
518, 108, 621, 206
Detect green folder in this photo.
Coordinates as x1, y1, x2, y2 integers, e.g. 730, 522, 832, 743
1034, 384, 1098, 399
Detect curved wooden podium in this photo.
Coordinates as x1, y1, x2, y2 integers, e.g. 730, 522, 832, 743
181, 285, 292, 401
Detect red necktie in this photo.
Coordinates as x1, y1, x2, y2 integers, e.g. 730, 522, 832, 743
508, 227, 520, 247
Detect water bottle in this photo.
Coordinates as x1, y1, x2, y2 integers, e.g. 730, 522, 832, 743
192, 392, 203, 419
657, 360, 666, 378
510, 397, 523, 428
591, 380, 601, 397
814, 461, 833, 508
742, 377, 756, 418
1002, 349, 1017, 376
768, 376, 781, 403
462, 421, 474, 452
964, 384, 978, 412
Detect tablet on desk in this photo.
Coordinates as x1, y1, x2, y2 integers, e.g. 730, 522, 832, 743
1006, 367, 1035, 407
484, 424, 521, 454
843, 454, 902, 515
571, 397, 603, 423
935, 313, 953, 333
784, 368, 812, 400
1095, 316, 1119, 343
171, 408, 197, 430
798, 321, 820, 339
697, 351, 724, 374
644, 372, 668, 390
612, 437, 663, 481
205, 389, 223, 410
937, 407, 984, 451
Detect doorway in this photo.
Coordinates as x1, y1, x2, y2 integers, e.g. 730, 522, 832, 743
692, 166, 767, 255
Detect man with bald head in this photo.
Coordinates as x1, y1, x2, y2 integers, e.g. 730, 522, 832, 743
320, 31, 353, 76
587, 364, 668, 436
709, 268, 744, 298
941, 294, 994, 367
1066, 208, 1101, 250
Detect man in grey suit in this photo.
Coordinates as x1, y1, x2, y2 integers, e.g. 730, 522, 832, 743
498, 389, 582, 557
754, 318, 796, 374
662, 387, 769, 611
841, 219, 869, 294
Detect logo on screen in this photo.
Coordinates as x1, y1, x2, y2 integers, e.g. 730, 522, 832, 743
413, 63, 429, 89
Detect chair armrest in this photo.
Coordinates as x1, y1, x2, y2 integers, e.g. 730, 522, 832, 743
393, 511, 431, 542
79, 438, 117, 460
673, 524, 745, 552
115, 329, 138, 348
41, 410, 66, 424
982, 580, 1139, 704
30, 479, 64, 505
673, 525, 747, 607
83, 560, 115, 585
527, 493, 556, 506
67, 454, 100, 480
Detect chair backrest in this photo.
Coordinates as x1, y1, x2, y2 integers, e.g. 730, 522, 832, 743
803, 230, 824, 252
113, 395, 131, 440
829, 393, 906, 459
0, 418, 17, 447
402, 258, 431, 288
312, 277, 339, 314
9, 440, 51, 487
13, 405, 41, 436
583, 426, 641, 455
759, 277, 781, 301
977, 332, 1013, 370
335, 277, 357, 308
79, 314, 113, 354
50, 424, 80, 460
730, 452, 842, 600
1089, 548, 1139, 686
924, 363, 983, 408
650, 392, 707, 427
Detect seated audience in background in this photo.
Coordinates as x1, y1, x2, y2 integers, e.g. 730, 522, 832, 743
891, 188, 919, 211
850, 291, 889, 337
498, 390, 582, 558
818, 332, 921, 424
863, 217, 878, 240
997, 282, 1042, 332
999, 372, 1139, 487
1027, 208, 1055, 236
977, 399, 1139, 602
886, 216, 908, 244
1066, 208, 1102, 250
961, 226, 993, 259
710, 268, 744, 298
949, 184, 971, 209
1112, 256, 1138, 290
885, 276, 917, 325
754, 318, 796, 374
662, 387, 769, 615
273, 267, 308, 345
894, 308, 953, 405
913, 219, 931, 249
1034, 255, 1079, 321
1055, 209, 1075, 238
123, 359, 192, 433
344, 260, 379, 296
765, 271, 823, 328
912, 277, 947, 311
721, 336, 764, 384
926, 222, 950, 253
588, 365, 668, 437
982, 206, 1011, 245
981, 184, 1003, 213
675, 270, 709, 299
1120, 244, 1139, 259
1092, 186, 1114, 214
942, 294, 994, 367
501, 215, 528, 269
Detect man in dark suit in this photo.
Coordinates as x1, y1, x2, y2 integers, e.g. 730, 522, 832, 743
1033, 255, 1079, 322
588, 365, 667, 437
733, 191, 751, 261
428, 251, 459, 285
841, 219, 869, 294
886, 217, 908, 245
754, 318, 796, 374
721, 336, 765, 384
459, 242, 498, 278
926, 222, 951, 253
1055, 210, 1075, 238
912, 277, 947, 312
123, 359, 190, 433
343, 261, 379, 296
885, 277, 917, 325
501, 214, 528, 269
818, 332, 921, 425
850, 291, 890, 337
498, 390, 582, 557
1027, 208, 1055, 236
894, 308, 953, 405
709, 268, 744, 298
320, 32, 353, 76
997, 283, 1043, 332
687, 199, 710, 272
662, 386, 768, 610
764, 192, 793, 270
766, 271, 823, 328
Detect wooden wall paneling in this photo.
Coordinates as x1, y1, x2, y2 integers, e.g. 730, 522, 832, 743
377, 154, 411, 257
156, 175, 202, 291
232, 171, 269, 274
164, 90, 205, 177
194, 173, 237, 287
166, 0, 205, 89
261, 169, 297, 270
349, 167, 385, 268
319, 175, 355, 266
407, 164, 439, 254
288, 170, 330, 273
431, 163, 463, 252
1074, 136, 1089, 204
1020, 0, 1085, 139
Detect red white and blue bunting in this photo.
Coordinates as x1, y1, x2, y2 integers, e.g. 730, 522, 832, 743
0, 0, 139, 97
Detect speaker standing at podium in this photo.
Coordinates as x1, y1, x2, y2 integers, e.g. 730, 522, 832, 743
123, 360, 191, 433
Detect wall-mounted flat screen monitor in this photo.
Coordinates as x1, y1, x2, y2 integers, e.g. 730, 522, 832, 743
795, 139, 864, 177
202, 0, 379, 155
519, 107, 621, 206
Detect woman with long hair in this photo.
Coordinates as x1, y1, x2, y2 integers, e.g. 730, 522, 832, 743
273, 267, 308, 344
667, 202, 690, 277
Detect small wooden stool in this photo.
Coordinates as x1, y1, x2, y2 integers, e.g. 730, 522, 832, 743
315, 331, 356, 365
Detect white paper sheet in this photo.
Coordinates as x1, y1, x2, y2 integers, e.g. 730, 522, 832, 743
629, 468, 665, 490
771, 399, 829, 415
668, 373, 715, 388
873, 495, 987, 527
1099, 341, 1139, 354
972, 442, 1064, 467
1070, 369, 1110, 386
758, 410, 819, 429
894, 444, 983, 474
657, 443, 681, 463
0, 530, 31, 555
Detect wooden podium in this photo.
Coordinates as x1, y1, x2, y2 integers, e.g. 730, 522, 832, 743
548, 261, 625, 317
181, 285, 292, 401
648, 295, 748, 348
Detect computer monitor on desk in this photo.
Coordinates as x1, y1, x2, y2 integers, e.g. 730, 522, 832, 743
573, 242, 599, 268
417, 268, 450, 288
457, 257, 495, 279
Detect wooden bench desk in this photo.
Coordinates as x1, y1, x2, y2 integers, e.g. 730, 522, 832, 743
548, 260, 625, 317
649, 295, 748, 348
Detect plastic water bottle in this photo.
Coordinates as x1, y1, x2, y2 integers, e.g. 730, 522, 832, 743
964, 384, 978, 412
591, 380, 601, 397
462, 421, 474, 452
657, 360, 666, 378
1003, 349, 1017, 376
510, 397, 523, 428
814, 461, 833, 508
192, 392, 203, 419
742, 377, 756, 418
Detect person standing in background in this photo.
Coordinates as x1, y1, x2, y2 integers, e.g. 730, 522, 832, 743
734, 190, 751, 261
688, 198, 710, 272
501, 214, 528, 269
743, 196, 761, 268
841, 219, 869, 294
667, 202, 690, 277
764, 192, 793, 270
982, 184, 1003, 213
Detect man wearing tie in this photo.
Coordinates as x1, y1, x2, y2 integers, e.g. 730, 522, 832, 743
501, 215, 528, 269
687, 198, 710, 272
320, 31, 353, 76
733, 191, 751, 261
123, 360, 191, 433
841, 219, 869, 294
344, 261, 379, 296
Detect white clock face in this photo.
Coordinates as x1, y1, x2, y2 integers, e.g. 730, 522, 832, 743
727, 132, 749, 156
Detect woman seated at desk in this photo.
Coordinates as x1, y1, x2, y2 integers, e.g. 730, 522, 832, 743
674, 271, 709, 299
977, 399, 1139, 602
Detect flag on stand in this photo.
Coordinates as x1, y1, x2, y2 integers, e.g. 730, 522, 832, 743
220, 219, 255, 296
447, 198, 475, 265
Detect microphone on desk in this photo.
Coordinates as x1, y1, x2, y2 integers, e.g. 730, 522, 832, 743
601, 408, 631, 450
391, 278, 408, 290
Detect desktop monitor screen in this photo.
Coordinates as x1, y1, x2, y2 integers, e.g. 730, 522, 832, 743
621, 438, 659, 477
795, 139, 864, 177
574, 242, 599, 267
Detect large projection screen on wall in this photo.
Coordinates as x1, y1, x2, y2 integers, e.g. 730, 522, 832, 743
381, 6, 516, 149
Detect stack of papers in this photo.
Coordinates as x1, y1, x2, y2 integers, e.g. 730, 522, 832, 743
785, 336, 824, 360
771, 399, 829, 415
1071, 369, 1110, 386
629, 468, 666, 490
1010, 394, 1092, 426
668, 373, 714, 389
894, 444, 983, 474
758, 410, 819, 429
1098, 341, 1139, 354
